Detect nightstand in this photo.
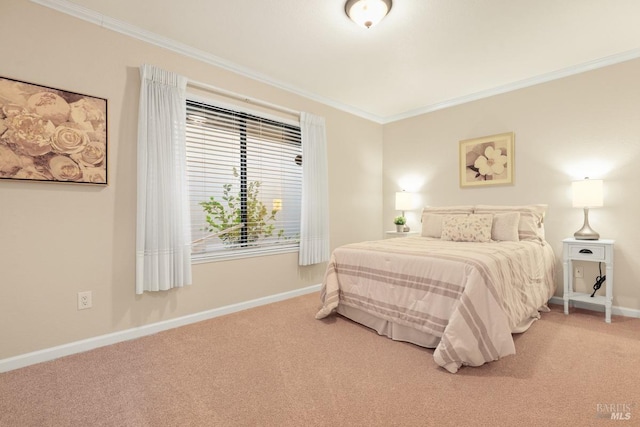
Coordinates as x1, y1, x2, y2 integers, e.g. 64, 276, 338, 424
562, 238, 614, 323
385, 231, 419, 239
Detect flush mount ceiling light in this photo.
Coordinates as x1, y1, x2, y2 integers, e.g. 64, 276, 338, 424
345, 0, 392, 29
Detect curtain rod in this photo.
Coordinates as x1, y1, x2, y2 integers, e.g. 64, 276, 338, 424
187, 79, 300, 117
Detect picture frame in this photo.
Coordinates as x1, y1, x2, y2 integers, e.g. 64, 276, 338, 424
459, 132, 514, 188
0, 76, 107, 185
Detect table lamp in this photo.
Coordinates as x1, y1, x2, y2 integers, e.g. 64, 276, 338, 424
572, 177, 603, 240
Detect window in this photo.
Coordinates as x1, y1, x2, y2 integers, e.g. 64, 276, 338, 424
186, 99, 302, 262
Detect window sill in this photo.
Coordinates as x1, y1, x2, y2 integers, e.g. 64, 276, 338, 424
191, 245, 299, 264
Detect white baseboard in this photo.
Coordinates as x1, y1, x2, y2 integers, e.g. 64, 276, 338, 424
0, 284, 321, 373
548, 296, 640, 319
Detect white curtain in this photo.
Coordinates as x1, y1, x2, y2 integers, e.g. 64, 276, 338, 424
136, 64, 192, 294
299, 112, 330, 266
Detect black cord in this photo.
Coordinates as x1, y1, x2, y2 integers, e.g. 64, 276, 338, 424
590, 262, 606, 297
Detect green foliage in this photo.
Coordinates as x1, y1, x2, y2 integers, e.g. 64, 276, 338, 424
200, 168, 283, 246
393, 216, 406, 225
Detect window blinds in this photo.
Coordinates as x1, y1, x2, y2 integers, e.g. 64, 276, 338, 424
186, 100, 302, 261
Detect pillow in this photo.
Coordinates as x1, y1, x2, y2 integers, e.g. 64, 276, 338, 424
491, 212, 520, 241
421, 214, 445, 237
422, 214, 442, 238
441, 214, 493, 243
421, 206, 474, 238
474, 204, 547, 241
422, 205, 475, 215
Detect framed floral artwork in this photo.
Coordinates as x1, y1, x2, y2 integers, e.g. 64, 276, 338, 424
0, 76, 107, 185
459, 132, 514, 188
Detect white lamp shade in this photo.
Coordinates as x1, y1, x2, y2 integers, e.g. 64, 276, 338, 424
395, 192, 414, 211
345, 0, 391, 28
572, 179, 603, 208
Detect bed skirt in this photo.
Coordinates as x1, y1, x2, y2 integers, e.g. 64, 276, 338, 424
337, 305, 440, 348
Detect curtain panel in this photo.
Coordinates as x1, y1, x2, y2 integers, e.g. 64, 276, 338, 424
299, 112, 330, 266
136, 64, 192, 293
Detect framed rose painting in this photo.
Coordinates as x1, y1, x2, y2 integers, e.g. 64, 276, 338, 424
459, 132, 514, 188
0, 76, 107, 185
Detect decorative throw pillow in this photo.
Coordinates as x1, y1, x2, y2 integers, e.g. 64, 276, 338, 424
421, 206, 474, 238
441, 214, 493, 242
491, 212, 520, 241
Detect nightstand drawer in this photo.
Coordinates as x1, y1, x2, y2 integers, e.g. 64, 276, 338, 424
567, 244, 605, 260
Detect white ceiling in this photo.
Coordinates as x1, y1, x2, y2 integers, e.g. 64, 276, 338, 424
37, 0, 640, 123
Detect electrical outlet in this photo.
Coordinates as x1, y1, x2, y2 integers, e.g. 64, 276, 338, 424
575, 266, 583, 278
78, 291, 92, 310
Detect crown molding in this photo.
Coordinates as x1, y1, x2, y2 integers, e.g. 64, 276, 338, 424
381, 47, 640, 124
30, 0, 640, 125
29, 0, 385, 123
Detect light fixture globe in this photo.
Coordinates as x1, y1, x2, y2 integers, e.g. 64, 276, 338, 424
345, 0, 392, 29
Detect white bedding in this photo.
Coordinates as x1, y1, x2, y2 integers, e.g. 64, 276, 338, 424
316, 236, 556, 373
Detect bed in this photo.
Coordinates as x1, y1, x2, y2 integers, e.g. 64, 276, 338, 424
316, 205, 556, 373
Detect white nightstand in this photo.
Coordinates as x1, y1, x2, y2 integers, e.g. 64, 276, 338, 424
385, 231, 419, 239
562, 238, 614, 323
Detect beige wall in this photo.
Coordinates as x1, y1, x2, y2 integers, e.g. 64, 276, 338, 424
383, 58, 640, 312
0, 0, 383, 359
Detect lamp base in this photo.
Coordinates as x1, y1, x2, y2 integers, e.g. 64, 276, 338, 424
574, 207, 599, 240
574, 229, 600, 240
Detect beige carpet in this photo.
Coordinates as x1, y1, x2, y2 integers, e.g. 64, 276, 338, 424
1, 293, 639, 426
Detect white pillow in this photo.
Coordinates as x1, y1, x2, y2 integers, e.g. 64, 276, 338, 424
491, 212, 520, 241
421, 214, 444, 237
422, 205, 475, 215
441, 214, 493, 243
